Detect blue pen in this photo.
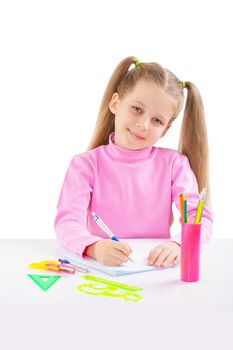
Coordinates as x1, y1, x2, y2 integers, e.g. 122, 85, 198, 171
91, 212, 135, 263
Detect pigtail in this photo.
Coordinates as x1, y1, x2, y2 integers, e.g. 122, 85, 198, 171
178, 82, 211, 206
87, 56, 138, 150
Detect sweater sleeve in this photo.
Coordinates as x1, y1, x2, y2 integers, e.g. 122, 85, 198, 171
170, 154, 213, 251
54, 155, 103, 256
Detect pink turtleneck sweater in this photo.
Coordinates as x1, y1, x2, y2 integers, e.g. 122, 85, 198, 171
54, 133, 213, 256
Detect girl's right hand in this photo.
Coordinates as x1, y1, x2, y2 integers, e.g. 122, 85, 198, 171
85, 239, 132, 266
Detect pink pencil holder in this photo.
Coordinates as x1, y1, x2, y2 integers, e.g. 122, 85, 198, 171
181, 223, 201, 282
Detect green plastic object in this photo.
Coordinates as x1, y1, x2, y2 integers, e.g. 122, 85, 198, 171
76, 283, 143, 302
28, 274, 61, 291
81, 275, 143, 291
76, 275, 143, 302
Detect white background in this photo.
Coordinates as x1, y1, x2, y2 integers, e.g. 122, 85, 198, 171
0, 0, 232, 239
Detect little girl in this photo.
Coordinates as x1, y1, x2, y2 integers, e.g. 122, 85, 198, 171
54, 56, 213, 268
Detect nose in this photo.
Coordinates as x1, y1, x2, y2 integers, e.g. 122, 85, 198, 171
136, 117, 149, 131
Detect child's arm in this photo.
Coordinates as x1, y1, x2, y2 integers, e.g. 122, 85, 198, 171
147, 154, 213, 268
54, 154, 103, 256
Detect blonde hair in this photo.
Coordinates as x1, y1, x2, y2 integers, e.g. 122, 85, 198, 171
88, 56, 210, 206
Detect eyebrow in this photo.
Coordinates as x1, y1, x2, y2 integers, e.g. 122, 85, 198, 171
131, 100, 170, 123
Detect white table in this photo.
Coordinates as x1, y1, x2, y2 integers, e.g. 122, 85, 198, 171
0, 239, 232, 350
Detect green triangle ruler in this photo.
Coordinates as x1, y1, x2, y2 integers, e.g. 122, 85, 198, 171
28, 274, 61, 291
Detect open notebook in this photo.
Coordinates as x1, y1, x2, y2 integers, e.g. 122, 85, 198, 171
62, 248, 172, 276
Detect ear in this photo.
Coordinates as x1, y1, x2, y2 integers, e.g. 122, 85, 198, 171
109, 92, 120, 114
160, 124, 171, 138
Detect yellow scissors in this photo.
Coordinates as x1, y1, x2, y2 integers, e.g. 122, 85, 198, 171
29, 260, 75, 274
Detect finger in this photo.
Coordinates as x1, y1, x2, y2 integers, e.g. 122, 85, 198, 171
173, 256, 180, 266
114, 241, 132, 257
154, 249, 171, 267
105, 254, 124, 266
120, 241, 133, 254
148, 246, 163, 265
162, 251, 177, 267
111, 248, 129, 264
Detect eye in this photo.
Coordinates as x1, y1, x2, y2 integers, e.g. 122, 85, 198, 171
132, 106, 142, 113
152, 117, 163, 125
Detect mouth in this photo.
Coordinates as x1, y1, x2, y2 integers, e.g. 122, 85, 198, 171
128, 129, 145, 141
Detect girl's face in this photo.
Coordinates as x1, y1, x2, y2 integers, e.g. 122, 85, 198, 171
109, 79, 178, 150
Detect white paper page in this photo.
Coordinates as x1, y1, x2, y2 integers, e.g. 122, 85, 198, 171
62, 248, 158, 276
116, 248, 153, 270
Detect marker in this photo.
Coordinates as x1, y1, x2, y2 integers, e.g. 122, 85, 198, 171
180, 192, 190, 223
179, 193, 185, 223
183, 195, 188, 223
58, 259, 89, 273
91, 212, 135, 263
194, 188, 207, 224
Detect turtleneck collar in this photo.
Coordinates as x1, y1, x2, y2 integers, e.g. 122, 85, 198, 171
105, 132, 155, 162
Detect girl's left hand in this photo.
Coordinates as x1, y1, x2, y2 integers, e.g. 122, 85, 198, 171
147, 241, 181, 268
